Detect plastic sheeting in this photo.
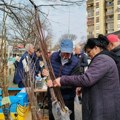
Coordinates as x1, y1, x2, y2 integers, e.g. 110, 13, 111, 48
74, 95, 82, 120
52, 100, 71, 120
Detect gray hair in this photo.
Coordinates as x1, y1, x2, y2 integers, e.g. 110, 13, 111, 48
75, 44, 82, 50
25, 43, 33, 51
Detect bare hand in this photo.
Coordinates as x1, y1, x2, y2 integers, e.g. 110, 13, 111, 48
47, 77, 61, 88
76, 87, 82, 96
53, 77, 61, 87
42, 69, 49, 77
47, 80, 53, 88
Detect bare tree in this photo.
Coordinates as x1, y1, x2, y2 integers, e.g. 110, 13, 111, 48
0, 0, 86, 49
59, 33, 77, 41
52, 44, 60, 51
52, 33, 77, 51
0, 0, 86, 119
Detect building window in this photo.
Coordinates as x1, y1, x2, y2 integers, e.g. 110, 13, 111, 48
88, 26, 94, 31
106, 9, 114, 15
96, 33, 99, 37
107, 23, 114, 29
107, 30, 114, 34
118, 0, 120, 5
118, 7, 120, 13
88, 9, 94, 17
87, 18, 94, 25
106, 15, 114, 23
118, 14, 120, 20
96, 25, 99, 30
96, 17, 99, 23
96, 2, 99, 8
96, 8, 99, 16
108, 15, 114, 19
118, 24, 120, 30
106, 1, 113, 7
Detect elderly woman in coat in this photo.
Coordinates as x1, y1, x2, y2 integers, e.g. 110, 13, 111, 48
47, 34, 120, 120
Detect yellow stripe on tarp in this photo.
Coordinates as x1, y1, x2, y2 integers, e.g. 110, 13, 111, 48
0, 114, 4, 119
17, 105, 30, 120
0, 106, 30, 120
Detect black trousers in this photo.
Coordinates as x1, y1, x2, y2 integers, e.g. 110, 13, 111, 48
48, 99, 74, 120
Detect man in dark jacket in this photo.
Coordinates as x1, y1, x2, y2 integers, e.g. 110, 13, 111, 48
46, 39, 79, 120
74, 44, 88, 74
74, 44, 88, 102
14, 44, 34, 88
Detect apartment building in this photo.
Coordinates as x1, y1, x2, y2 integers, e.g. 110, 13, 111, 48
87, 0, 120, 38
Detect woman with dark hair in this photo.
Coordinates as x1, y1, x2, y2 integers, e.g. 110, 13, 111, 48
47, 34, 120, 120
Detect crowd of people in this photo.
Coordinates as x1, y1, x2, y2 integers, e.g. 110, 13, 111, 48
13, 33, 120, 120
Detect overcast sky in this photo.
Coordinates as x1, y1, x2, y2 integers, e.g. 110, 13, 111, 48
0, 0, 87, 46
34, 0, 87, 45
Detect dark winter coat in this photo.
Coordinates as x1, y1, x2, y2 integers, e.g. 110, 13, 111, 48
75, 52, 88, 74
33, 54, 43, 76
75, 52, 88, 67
14, 52, 34, 87
112, 45, 120, 57
13, 60, 19, 84
51, 51, 79, 100
60, 53, 120, 120
111, 45, 120, 78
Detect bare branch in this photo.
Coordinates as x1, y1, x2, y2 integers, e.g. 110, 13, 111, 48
37, 3, 74, 7
1, 0, 22, 25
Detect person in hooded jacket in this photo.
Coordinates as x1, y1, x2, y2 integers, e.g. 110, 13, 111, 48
47, 34, 120, 120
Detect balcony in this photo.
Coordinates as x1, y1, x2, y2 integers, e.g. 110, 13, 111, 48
107, 30, 114, 34
106, 2, 114, 8
87, 21, 94, 25
87, 34, 94, 38
106, 26, 114, 30
106, 18, 114, 23
105, 0, 113, 1
87, 0, 94, 4
88, 13, 94, 18
87, 18, 94, 25
107, 28, 114, 31
118, 1, 120, 5
88, 26, 94, 30
88, 15, 94, 18
106, 10, 114, 15
118, 14, 120, 20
